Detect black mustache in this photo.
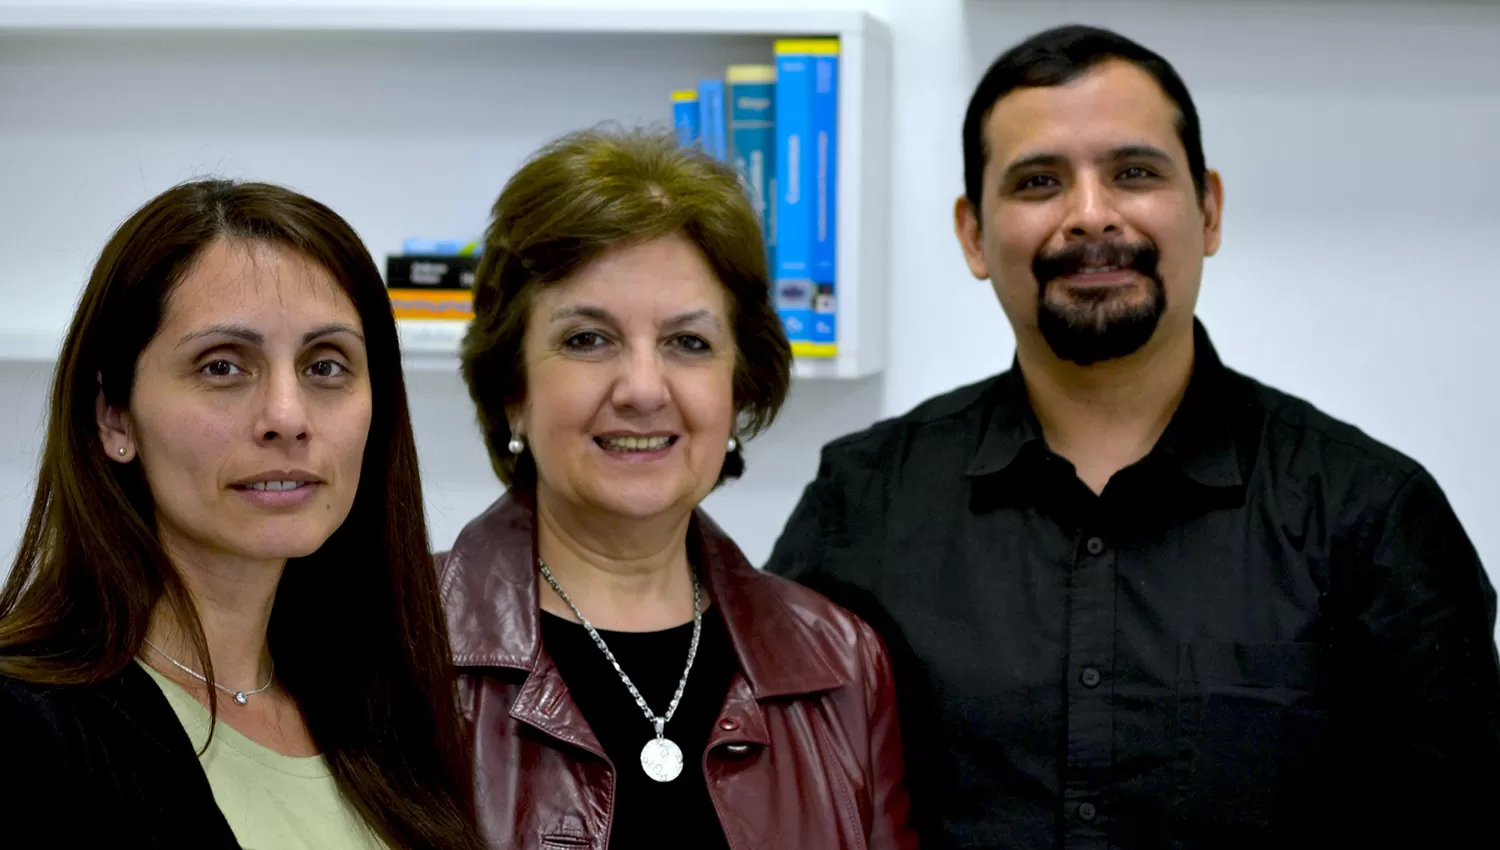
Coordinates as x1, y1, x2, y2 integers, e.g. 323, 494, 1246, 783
1033, 241, 1160, 286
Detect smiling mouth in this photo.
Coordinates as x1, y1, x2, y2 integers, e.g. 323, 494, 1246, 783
595, 435, 677, 452
234, 480, 316, 492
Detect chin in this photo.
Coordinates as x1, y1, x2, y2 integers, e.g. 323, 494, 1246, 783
227, 524, 344, 562
582, 482, 701, 522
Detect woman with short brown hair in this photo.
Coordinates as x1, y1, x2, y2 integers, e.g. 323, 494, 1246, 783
442, 126, 918, 849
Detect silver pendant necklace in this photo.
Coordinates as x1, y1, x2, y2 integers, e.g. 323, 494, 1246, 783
538, 558, 702, 783
142, 638, 275, 706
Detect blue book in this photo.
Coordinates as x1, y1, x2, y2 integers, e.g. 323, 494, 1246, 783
811, 49, 839, 287
727, 64, 776, 276
809, 47, 839, 352
774, 39, 839, 355
697, 79, 727, 161
671, 90, 699, 148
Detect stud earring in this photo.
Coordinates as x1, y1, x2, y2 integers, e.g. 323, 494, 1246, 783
726, 436, 738, 452
117, 447, 127, 456
507, 434, 525, 455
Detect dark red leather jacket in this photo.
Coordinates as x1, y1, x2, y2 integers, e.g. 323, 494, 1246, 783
437, 494, 919, 850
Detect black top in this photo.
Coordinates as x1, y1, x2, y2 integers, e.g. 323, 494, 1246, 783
766, 319, 1500, 850
0, 664, 240, 849
541, 602, 737, 850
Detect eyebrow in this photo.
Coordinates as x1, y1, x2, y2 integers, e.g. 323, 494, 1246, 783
1002, 144, 1175, 182
550, 305, 721, 330
175, 322, 364, 350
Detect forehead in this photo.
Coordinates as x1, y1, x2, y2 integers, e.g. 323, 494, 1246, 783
535, 234, 728, 316
166, 238, 357, 326
984, 59, 1187, 170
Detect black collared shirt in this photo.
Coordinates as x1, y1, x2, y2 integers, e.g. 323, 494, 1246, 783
766, 320, 1500, 849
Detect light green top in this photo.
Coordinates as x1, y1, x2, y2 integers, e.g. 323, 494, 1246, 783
136, 660, 387, 850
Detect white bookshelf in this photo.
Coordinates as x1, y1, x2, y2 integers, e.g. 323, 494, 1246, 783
0, 2, 892, 381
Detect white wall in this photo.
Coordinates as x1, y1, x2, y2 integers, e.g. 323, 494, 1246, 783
1, 0, 1498, 641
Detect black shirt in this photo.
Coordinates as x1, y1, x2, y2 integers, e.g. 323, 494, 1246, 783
766, 320, 1500, 849
541, 603, 737, 850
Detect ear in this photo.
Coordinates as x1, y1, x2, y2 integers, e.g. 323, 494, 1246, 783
96, 373, 136, 463
1200, 169, 1225, 258
954, 194, 991, 280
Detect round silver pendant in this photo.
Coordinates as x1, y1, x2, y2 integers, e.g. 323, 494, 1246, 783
640, 737, 684, 783
233, 691, 248, 705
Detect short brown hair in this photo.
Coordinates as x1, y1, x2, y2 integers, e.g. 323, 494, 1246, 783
461, 125, 792, 490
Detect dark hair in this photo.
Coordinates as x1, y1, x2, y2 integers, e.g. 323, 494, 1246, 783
461, 125, 792, 491
0, 180, 482, 850
963, 24, 1206, 216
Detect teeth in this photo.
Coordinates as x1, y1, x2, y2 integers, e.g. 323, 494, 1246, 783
1083, 265, 1119, 273
247, 481, 307, 491
601, 436, 671, 452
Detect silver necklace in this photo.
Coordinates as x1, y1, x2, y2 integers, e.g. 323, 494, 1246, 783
538, 558, 702, 783
142, 638, 275, 706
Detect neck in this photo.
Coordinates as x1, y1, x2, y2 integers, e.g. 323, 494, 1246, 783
533, 488, 698, 632
1017, 323, 1195, 494
145, 539, 283, 693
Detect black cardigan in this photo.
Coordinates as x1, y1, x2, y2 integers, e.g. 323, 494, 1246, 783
0, 662, 240, 848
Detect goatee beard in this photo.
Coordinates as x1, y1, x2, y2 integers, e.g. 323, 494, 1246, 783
1032, 240, 1166, 366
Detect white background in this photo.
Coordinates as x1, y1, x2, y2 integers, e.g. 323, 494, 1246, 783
1, 0, 1497, 641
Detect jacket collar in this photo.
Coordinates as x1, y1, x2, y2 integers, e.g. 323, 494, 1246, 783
440, 493, 846, 700
964, 317, 1244, 490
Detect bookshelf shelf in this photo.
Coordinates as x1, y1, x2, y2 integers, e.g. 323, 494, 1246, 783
0, 2, 892, 380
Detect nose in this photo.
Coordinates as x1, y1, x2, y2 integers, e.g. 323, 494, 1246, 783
610, 346, 670, 414
1061, 171, 1123, 240
255, 365, 310, 444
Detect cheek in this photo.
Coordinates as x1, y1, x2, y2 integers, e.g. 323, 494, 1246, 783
524, 367, 597, 435
135, 404, 235, 487
679, 367, 736, 436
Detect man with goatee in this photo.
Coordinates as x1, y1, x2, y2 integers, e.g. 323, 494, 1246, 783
768, 23, 1500, 850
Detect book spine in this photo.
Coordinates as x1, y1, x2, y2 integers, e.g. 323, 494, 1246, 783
809, 47, 839, 354
671, 90, 699, 148
727, 65, 776, 276
697, 79, 727, 160
773, 42, 816, 349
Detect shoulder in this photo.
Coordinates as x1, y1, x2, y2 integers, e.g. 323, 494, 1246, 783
1232, 368, 1427, 504
813, 374, 1001, 475
741, 570, 892, 689
0, 671, 86, 733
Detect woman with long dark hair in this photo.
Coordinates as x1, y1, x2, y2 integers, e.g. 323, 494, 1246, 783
0, 179, 483, 850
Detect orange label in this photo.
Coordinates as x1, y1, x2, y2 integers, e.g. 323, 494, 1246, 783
388, 288, 474, 320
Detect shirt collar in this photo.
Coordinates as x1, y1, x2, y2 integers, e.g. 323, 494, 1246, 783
439, 493, 845, 700
964, 318, 1244, 490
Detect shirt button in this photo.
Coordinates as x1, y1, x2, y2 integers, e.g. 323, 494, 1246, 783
718, 718, 740, 731
1078, 802, 1097, 822
1085, 536, 1105, 556
1080, 667, 1101, 688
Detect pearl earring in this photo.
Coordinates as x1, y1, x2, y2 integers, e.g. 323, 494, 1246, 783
117, 447, 126, 456
507, 435, 525, 455
726, 436, 738, 452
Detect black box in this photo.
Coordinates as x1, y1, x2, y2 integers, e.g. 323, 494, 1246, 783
385, 254, 480, 290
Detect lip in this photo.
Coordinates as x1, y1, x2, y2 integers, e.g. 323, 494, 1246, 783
230, 469, 325, 487
593, 432, 679, 463
229, 469, 325, 509
1057, 268, 1140, 287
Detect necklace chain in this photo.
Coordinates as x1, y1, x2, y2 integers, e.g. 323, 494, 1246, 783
537, 558, 702, 737
141, 638, 275, 705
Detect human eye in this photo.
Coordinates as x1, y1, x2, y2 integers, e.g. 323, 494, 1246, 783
563, 331, 611, 351
1117, 165, 1160, 182
305, 359, 349, 380
1013, 173, 1061, 195
199, 358, 245, 379
669, 334, 712, 354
